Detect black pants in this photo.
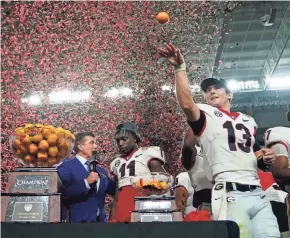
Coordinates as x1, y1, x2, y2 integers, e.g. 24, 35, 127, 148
192, 189, 212, 208
271, 201, 289, 232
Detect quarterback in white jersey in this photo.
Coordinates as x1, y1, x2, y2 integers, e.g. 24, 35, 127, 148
159, 42, 279, 238
265, 126, 290, 193
174, 172, 195, 215
196, 103, 260, 185
109, 122, 166, 222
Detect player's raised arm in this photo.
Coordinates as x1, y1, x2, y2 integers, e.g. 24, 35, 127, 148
181, 127, 198, 170
158, 43, 200, 122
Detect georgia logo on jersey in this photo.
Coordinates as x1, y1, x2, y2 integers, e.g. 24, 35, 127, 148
114, 159, 121, 167
214, 110, 223, 117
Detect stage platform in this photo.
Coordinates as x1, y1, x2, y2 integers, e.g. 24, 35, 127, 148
2, 221, 239, 238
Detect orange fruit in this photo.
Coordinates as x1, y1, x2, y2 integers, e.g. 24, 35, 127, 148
28, 144, 38, 154
24, 124, 34, 129
47, 157, 58, 166
22, 135, 31, 145
35, 161, 47, 167
48, 146, 58, 157
57, 149, 67, 159
37, 151, 48, 161
42, 126, 52, 139
38, 140, 49, 151
47, 134, 58, 145
12, 139, 21, 149
160, 181, 168, 190
30, 134, 43, 143
156, 12, 169, 24
24, 154, 35, 164
142, 181, 149, 187
55, 127, 64, 137
136, 179, 142, 189
24, 124, 34, 134
57, 137, 69, 150
14, 127, 25, 136
19, 144, 28, 154
15, 149, 22, 157
150, 180, 162, 189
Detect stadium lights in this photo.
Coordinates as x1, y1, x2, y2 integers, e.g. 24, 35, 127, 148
162, 84, 201, 93
161, 85, 172, 91
227, 80, 260, 92
49, 90, 91, 103
21, 90, 91, 105
104, 87, 133, 98
268, 77, 290, 90
21, 93, 43, 105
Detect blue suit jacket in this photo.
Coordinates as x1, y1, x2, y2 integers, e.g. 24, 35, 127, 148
57, 157, 116, 222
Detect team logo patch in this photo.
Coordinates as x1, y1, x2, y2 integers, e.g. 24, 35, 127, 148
214, 183, 224, 190
226, 197, 235, 203
114, 160, 120, 167
214, 110, 223, 117
24, 204, 33, 212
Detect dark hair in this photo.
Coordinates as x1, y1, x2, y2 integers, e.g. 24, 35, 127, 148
115, 130, 140, 143
287, 110, 290, 123
73, 132, 95, 153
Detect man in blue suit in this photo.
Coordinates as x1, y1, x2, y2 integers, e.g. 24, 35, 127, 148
57, 132, 116, 223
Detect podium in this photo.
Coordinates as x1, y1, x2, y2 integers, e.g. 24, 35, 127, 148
1, 167, 63, 222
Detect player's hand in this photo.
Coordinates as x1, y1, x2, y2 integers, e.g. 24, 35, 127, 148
261, 148, 276, 164
86, 172, 99, 184
158, 43, 185, 66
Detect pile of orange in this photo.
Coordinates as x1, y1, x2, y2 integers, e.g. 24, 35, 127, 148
135, 179, 168, 190
11, 124, 75, 167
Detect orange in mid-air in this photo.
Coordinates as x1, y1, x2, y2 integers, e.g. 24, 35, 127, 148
156, 12, 169, 24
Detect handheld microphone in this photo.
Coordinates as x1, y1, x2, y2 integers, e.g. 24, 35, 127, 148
90, 151, 100, 190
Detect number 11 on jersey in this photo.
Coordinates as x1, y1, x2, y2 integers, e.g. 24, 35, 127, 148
119, 161, 136, 177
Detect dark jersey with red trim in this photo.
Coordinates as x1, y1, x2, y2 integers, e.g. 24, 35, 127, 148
189, 104, 259, 185
110, 147, 166, 188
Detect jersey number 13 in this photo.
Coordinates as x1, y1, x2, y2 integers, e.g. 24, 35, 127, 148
223, 121, 252, 153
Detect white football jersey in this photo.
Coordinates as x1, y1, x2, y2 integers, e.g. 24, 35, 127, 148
264, 127, 290, 159
174, 172, 194, 215
264, 126, 290, 193
110, 146, 166, 188
187, 146, 213, 191
195, 104, 260, 185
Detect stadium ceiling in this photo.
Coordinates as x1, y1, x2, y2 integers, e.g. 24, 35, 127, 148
213, 1, 290, 108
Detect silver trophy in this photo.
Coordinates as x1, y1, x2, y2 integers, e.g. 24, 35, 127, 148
130, 172, 183, 222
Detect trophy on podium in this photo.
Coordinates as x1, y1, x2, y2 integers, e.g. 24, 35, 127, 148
1, 124, 75, 223
130, 172, 183, 222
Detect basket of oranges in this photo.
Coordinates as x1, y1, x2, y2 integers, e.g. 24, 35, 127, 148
10, 123, 75, 167
130, 172, 173, 196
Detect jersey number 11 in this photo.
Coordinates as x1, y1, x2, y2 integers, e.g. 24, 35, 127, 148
119, 161, 136, 177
